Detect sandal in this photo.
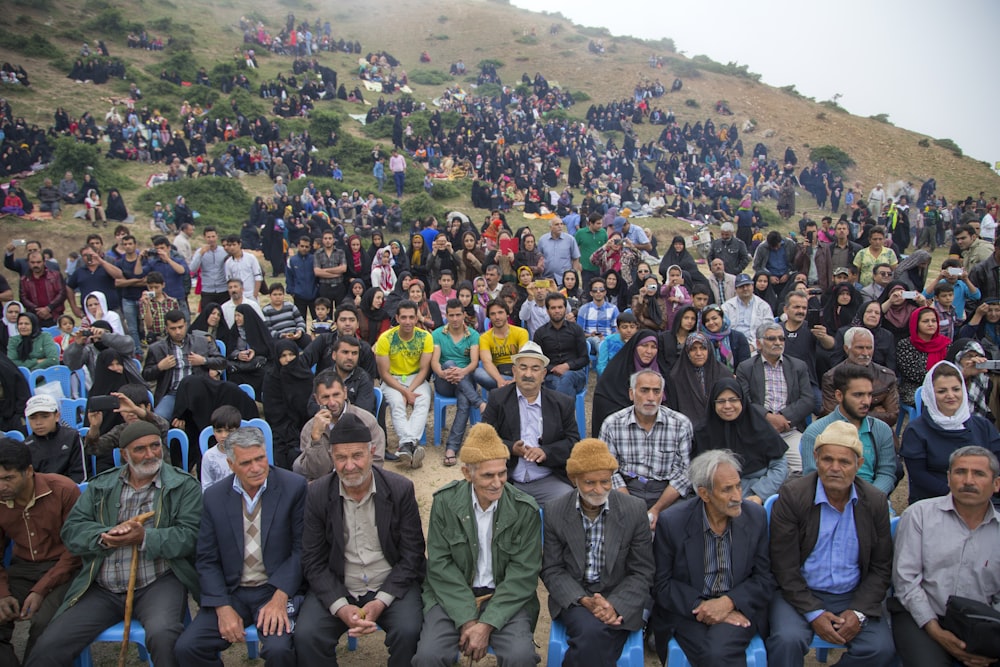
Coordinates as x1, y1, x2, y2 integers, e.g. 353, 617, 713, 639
443, 451, 458, 467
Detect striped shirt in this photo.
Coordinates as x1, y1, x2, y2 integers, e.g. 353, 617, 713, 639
575, 494, 609, 585
702, 507, 734, 597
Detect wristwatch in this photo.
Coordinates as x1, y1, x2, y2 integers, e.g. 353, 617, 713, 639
851, 610, 867, 626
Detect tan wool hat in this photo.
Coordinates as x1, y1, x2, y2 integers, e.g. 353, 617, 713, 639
566, 438, 619, 477
813, 421, 863, 459
459, 423, 510, 464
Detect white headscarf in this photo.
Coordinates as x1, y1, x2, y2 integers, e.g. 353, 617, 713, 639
920, 360, 971, 431
2, 300, 23, 337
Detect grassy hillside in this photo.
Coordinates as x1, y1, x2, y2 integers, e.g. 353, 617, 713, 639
1, 0, 997, 246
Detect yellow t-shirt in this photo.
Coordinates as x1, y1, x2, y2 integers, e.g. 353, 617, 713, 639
374, 325, 433, 376
479, 325, 529, 372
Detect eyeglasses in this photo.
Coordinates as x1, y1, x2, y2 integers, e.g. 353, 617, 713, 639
591, 288, 606, 293
763, 335, 785, 342
714, 397, 741, 405
876, 271, 892, 277
637, 269, 650, 274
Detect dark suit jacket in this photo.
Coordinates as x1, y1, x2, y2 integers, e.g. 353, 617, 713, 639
769, 473, 892, 618
197, 466, 307, 608
141, 333, 226, 404
481, 384, 580, 483
541, 490, 653, 631
301, 466, 426, 610
736, 353, 814, 430
652, 498, 774, 634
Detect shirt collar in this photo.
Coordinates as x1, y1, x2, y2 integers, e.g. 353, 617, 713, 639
814, 478, 859, 508
940, 493, 1000, 525
339, 473, 377, 503
118, 463, 163, 490
471, 484, 500, 514
233, 473, 269, 509
516, 387, 542, 407
575, 492, 609, 518
701, 504, 732, 537
0, 474, 53, 510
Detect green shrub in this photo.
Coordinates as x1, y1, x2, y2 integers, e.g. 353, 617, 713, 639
332, 133, 376, 172
0, 30, 63, 58
780, 84, 803, 98
148, 17, 174, 32
409, 69, 452, 86
225, 88, 267, 122
149, 51, 200, 82
84, 9, 142, 35
684, 98, 699, 108
432, 34, 450, 41
136, 178, 253, 231
869, 113, 892, 124
48, 137, 136, 193
184, 85, 219, 109
309, 108, 342, 140
571, 91, 591, 102
933, 138, 963, 157
401, 193, 445, 223
808, 146, 855, 176
757, 206, 782, 228
476, 83, 502, 99
820, 99, 847, 113
477, 59, 505, 70
918, 138, 930, 148
362, 115, 395, 140
689, 55, 761, 82
816, 112, 828, 121
516, 35, 537, 45
428, 180, 466, 200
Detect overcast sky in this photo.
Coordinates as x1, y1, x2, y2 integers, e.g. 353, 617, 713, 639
511, 0, 1000, 169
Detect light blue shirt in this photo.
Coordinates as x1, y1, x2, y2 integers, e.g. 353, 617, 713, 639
512, 388, 550, 483
537, 232, 580, 284
801, 480, 860, 621
233, 473, 269, 514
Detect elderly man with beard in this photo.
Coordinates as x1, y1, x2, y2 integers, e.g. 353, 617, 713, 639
25, 421, 202, 667
541, 438, 654, 667
650, 449, 775, 665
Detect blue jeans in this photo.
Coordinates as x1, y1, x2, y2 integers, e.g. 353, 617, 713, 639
393, 171, 405, 197
435, 361, 481, 450
154, 393, 176, 421
473, 366, 511, 392
544, 366, 588, 397
121, 298, 141, 354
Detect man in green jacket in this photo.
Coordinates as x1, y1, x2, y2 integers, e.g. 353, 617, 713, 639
412, 423, 541, 666
25, 421, 202, 667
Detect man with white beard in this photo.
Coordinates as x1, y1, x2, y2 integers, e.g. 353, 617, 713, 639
540, 438, 654, 667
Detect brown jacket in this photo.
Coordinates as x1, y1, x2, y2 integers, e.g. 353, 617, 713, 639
769, 473, 892, 618
820, 361, 899, 428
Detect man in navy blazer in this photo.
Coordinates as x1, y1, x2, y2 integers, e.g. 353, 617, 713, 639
174, 427, 306, 666
651, 449, 775, 665
481, 341, 580, 508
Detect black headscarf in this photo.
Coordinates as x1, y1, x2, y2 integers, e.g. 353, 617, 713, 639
359, 286, 390, 345
263, 339, 314, 466
227, 303, 275, 358
0, 353, 30, 431
603, 269, 626, 310
660, 305, 698, 368
592, 329, 668, 436
753, 271, 779, 316
105, 188, 128, 221
14, 312, 39, 362
88, 348, 132, 435
693, 377, 787, 474
659, 235, 700, 284
190, 303, 231, 343
822, 283, 862, 332
385, 269, 412, 317
668, 332, 729, 429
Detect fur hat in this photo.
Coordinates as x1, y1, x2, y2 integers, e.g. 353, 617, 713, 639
565, 438, 619, 477
813, 421, 863, 459
458, 423, 509, 464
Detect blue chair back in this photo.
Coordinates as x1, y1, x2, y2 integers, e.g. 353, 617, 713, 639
60, 398, 88, 430
167, 428, 190, 472
2, 430, 25, 442
29, 365, 73, 399
199, 419, 273, 465
373, 387, 383, 415
238, 384, 256, 400
78, 481, 88, 494
42, 325, 62, 338
914, 389, 923, 415
764, 493, 778, 521
18, 366, 31, 390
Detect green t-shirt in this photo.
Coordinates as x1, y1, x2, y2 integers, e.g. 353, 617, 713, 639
432, 325, 480, 366
575, 227, 608, 272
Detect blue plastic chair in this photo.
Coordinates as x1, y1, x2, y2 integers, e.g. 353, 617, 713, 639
2, 430, 25, 442
167, 428, 190, 472
29, 365, 73, 399
78, 481, 88, 494
72, 367, 88, 399
914, 390, 923, 416
238, 383, 256, 400
575, 387, 587, 439
546, 618, 644, 666
59, 398, 88, 430
74, 607, 192, 667
42, 325, 62, 338
667, 633, 766, 666
199, 419, 273, 465
895, 403, 917, 438
432, 391, 482, 447
764, 493, 778, 521
18, 366, 31, 390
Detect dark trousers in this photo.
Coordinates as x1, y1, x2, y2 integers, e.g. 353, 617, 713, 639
293, 295, 316, 322
318, 283, 346, 307
25, 572, 188, 667
658, 612, 755, 666
889, 600, 966, 667
624, 477, 669, 510
558, 605, 630, 667
0, 559, 70, 666
174, 584, 295, 667
200, 291, 229, 311
766, 591, 895, 667
293, 585, 422, 667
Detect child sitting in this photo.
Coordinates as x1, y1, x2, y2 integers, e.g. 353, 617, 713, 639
597, 311, 638, 375
199, 405, 242, 490
311, 297, 334, 334
262, 283, 310, 348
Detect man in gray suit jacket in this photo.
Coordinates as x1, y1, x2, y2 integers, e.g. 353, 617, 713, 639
540, 439, 654, 667
736, 321, 814, 473
651, 450, 775, 665
141, 309, 226, 420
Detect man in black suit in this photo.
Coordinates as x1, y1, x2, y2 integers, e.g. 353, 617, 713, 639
481, 341, 579, 508
294, 413, 425, 666
541, 439, 654, 667
651, 449, 775, 665
174, 427, 306, 666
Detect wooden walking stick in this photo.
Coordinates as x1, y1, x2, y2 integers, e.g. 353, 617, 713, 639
118, 510, 156, 667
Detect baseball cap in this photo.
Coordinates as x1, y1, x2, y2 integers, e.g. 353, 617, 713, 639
833, 267, 851, 276
734, 274, 752, 287
25, 395, 58, 417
